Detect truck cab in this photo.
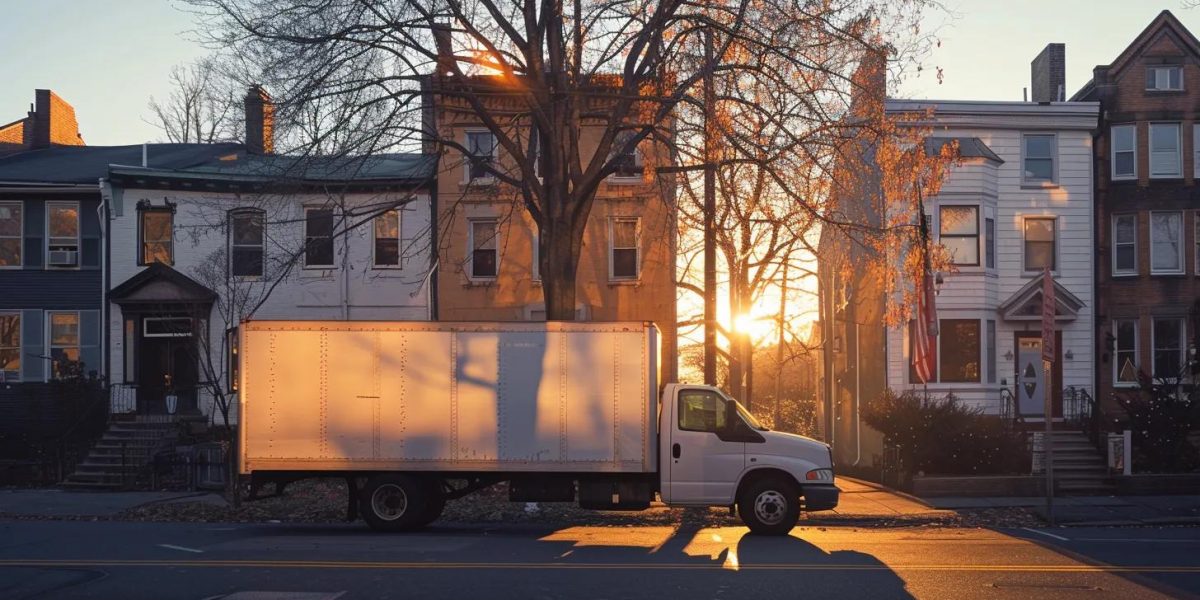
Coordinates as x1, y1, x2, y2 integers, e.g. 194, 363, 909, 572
658, 383, 838, 534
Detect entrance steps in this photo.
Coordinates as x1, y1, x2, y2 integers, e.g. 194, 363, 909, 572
1045, 430, 1114, 495
61, 419, 179, 490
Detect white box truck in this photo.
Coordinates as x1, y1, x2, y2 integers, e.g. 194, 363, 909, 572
239, 320, 837, 535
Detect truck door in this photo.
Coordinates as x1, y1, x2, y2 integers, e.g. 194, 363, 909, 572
666, 388, 745, 505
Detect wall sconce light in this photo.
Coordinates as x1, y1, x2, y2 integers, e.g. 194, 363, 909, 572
1004, 349, 1014, 361
1065, 349, 1074, 361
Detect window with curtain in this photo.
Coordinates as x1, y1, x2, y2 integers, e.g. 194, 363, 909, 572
49, 312, 80, 380
939, 206, 979, 266
470, 220, 498, 278
610, 217, 640, 279
140, 209, 173, 265
1151, 211, 1183, 274
373, 209, 401, 267
1150, 123, 1181, 178
1113, 319, 1138, 385
1023, 218, 1056, 271
0, 202, 21, 267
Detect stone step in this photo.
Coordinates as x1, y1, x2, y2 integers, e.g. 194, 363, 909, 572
60, 480, 123, 490
74, 462, 142, 473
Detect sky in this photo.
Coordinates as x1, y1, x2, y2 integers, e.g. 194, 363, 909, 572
1, 1, 1195, 144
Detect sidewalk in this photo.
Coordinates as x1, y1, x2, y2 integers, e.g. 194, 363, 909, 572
0, 489, 227, 518
833, 477, 950, 517
922, 493, 1200, 526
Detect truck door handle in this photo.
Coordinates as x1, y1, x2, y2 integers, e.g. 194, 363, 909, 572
672, 443, 681, 459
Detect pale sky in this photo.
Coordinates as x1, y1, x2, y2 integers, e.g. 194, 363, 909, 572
1, 1, 1195, 145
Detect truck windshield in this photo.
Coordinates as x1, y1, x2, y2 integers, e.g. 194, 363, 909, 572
731, 398, 768, 431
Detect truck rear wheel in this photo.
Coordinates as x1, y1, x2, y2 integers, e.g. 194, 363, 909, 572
737, 477, 800, 536
360, 474, 432, 532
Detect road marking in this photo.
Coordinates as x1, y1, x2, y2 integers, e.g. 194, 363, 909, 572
2, 559, 1199, 573
158, 544, 205, 554
1021, 528, 1070, 542
1073, 538, 1200, 544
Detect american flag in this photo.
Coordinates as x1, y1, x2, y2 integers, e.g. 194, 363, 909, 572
912, 209, 939, 384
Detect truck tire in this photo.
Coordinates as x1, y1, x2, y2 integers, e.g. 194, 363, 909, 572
737, 477, 800, 536
360, 474, 432, 532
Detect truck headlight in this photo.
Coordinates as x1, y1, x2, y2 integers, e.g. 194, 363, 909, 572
805, 468, 834, 482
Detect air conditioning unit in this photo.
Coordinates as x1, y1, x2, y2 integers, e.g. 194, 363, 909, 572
48, 249, 78, 266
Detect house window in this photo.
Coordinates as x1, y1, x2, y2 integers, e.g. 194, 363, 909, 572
986, 319, 997, 384
1113, 214, 1137, 276
1152, 318, 1186, 379
1023, 218, 1056, 272
0, 313, 18, 382
610, 132, 644, 179
373, 209, 401, 267
609, 217, 640, 280
678, 389, 727, 433
1150, 123, 1182, 178
465, 131, 496, 182
303, 208, 335, 268
227, 327, 239, 393
939, 206, 979, 266
1146, 65, 1183, 91
0, 202, 21, 267
1113, 319, 1139, 385
1022, 134, 1055, 183
469, 219, 498, 278
984, 217, 995, 269
230, 209, 265, 277
46, 201, 79, 267
1150, 211, 1184, 274
939, 319, 981, 383
143, 317, 192, 338
139, 208, 173, 265
49, 311, 80, 380
1111, 125, 1136, 180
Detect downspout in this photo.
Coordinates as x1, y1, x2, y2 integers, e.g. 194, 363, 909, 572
98, 178, 110, 386
853, 322, 862, 467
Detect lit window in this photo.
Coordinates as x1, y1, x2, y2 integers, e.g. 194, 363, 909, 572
46, 202, 79, 267
939, 206, 979, 266
1113, 214, 1137, 276
469, 220, 498, 278
610, 217, 640, 279
1023, 218, 1056, 271
1022, 134, 1055, 183
0, 202, 21, 267
1113, 319, 1138, 385
0, 313, 18, 382
304, 208, 334, 267
1150, 123, 1181, 178
140, 209, 173, 265
49, 311, 80, 380
1152, 318, 1185, 379
1150, 211, 1183, 274
939, 319, 981, 383
1146, 65, 1183, 91
230, 210, 265, 277
1111, 125, 1136, 180
373, 209, 401, 267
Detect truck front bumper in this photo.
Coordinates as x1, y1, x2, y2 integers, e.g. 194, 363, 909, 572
802, 483, 839, 511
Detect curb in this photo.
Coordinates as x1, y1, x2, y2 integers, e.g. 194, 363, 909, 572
837, 476, 936, 509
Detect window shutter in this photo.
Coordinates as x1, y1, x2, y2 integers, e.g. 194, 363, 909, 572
20, 309, 44, 381
79, 310, 100, 378
23, 202, 43, 268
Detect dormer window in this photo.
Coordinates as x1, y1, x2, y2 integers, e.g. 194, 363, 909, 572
1146, 65, 1183, 91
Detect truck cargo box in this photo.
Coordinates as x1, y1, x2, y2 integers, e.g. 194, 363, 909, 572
239, 321, 659, 475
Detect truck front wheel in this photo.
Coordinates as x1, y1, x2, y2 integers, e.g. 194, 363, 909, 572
737, 478, 800, 536
360, 474, 432, 532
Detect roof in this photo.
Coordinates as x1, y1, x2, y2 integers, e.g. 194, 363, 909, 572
925, 137, 1003, 164
1071, 10, 1200, 101
107, 151, 437, 189
0, 143, 244, 186
109, 262, 218, 307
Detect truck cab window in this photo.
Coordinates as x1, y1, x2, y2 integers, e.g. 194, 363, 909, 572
678, 390, 727, 433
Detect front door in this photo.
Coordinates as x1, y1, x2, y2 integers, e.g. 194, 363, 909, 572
667, 389, 745, 505
137, 334, 199, 415
1014, 333, 1062, 419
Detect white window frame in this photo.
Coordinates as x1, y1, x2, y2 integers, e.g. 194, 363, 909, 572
467, 218, 499, 280
371, 208, 403, 269
1111, 124, 1137, 180
1150, 210, 1185, 275
1146, 65, 1183, 91
1022, 216, 1057, 273
463, 129, 498, 184
0, 312, 19, 382
1149, 123, 1182, 178
138, 207, 174, 266
142, 317, 193, 338
1021, 133, 1057, 185
45, 201, 80, 270
229, 208, 266, 278
938, 204, 980, 267
1112, 319, 1139, 387
1112, 214, 1138, 277
0, 201, 22, 269
608, 216, 641, 281
1151, 317, 1187, 379
47, 310, 80, 381
302, 206, 336, 269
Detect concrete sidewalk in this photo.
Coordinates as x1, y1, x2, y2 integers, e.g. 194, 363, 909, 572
0, 489, 226, 518
922, 493, 1200, 525
832, 477, 951, 517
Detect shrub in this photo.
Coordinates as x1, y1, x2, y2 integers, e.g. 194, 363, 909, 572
1114, 379, 1200, 473
862, 390, 1029, 476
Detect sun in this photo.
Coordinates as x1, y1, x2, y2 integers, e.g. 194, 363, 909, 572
732, 313, 774, 343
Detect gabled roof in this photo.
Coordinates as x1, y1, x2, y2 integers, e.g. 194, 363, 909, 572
925, 137, 1003, 164
109, 263, 217, 307
997, 272, 1085, 322
1071, 10, 1200, 101
0, 144, 244, 186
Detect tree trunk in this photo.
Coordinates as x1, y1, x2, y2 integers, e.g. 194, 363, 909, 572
540, 216, 581, 321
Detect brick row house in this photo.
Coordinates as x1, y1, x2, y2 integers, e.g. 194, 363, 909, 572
1071, 11, 1200, 410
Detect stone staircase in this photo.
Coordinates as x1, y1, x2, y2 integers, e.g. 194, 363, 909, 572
1047, 430, 1114, 495
61, 419, 178, 490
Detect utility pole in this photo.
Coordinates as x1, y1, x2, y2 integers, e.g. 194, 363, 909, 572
703, 28, 717, 386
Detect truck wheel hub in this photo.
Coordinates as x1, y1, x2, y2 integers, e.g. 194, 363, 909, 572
371, 484, 408, 520
754, 490, 787, 525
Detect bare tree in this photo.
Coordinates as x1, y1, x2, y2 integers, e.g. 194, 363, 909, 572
182, 0, 942, 320
146, 59, 242, 144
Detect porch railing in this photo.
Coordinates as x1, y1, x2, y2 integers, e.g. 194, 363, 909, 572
107, 383, 202, 422
1063, 386, 1105, 453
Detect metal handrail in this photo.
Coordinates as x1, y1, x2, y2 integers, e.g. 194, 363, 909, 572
998, 387, 1018, 429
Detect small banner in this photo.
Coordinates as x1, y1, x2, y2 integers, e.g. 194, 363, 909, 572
1041, 266, 1056, 363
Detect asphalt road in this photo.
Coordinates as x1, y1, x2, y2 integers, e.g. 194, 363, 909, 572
1, 520, 1197, 599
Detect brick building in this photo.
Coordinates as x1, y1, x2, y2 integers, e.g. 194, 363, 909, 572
1071, 10, 1200, 411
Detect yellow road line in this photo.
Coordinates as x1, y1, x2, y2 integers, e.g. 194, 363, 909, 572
1, 559, 1198, 573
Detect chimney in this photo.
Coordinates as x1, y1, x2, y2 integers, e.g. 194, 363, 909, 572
1031, 43, 1066, 102
244, 85, 274, 154
849, 46, 888, 118
25, 90, 84, 149
432, 23, 454, 75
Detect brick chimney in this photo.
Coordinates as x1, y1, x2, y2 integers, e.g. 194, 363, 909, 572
1031, 43, 1066, 102
23, 90, 84, 149
244, 85, 274, 154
